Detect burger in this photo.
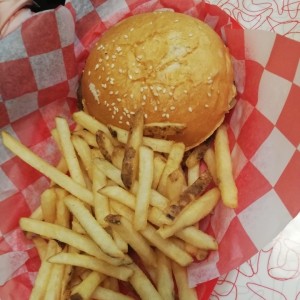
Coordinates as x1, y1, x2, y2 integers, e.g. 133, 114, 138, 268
80, 11, 236, 150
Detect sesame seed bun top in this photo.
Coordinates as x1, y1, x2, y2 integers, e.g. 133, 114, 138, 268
81, 11, 236, 149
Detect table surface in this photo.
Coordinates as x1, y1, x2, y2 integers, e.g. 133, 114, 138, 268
208, 1, 300, 299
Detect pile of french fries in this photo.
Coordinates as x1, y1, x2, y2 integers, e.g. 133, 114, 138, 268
1, 108, 237, 300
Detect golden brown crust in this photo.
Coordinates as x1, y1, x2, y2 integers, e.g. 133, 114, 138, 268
81, 11, 236, 149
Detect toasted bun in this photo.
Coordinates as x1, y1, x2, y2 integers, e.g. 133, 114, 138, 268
81, 11, 236, 149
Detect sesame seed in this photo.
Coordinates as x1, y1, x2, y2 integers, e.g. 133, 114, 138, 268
130, 111, 135, 115
188, 107, 193, 112
109, 91, 114, 95
143, 95, 147, 100
154, 106, 158, 111
124, 35, 128, 39
130, 94, 134, 99
111, 64, 115, 68
126, 121, 130, 126
119, 120, 123, 124
154, 92, 158, 97
140, 87, 144, 92
109, 108, 112, 111
130, 27, 134, 32
184, 90, 188, 94
207, 92, 212, 97
98, 75, 101, 79
105, 55, 109, 60
112, 55, 116, 59
118, 68, 123, 73
163, 88, 166, 94
116, 46, 122, 52
174, 19, 179, 22
101, 83, 107, 88
88, 71, 91, 76
124, 93, 128, 97
117, 98, 122, 102
120, 116, 123, 120
127, 114, 131, 119
142, 102, 146, 106
135, 70, 140, 74
150, 86, 154, 90
170, 106, 175, 110
112, 102, 116, 106
144, 113, 148, 118
128, 75, 133, 80
112, 115, 115, 119
98, 58, 103, 63
106, 77, 110, 82
205, 104, 209, 108
189, 33, 193, 37
137, 55, 143, 61
157, 86, 162, 92
166, 113, 170, 118
169, 92, 173, 96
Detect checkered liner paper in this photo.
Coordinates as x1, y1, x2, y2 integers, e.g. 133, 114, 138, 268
0, 0, 299, 298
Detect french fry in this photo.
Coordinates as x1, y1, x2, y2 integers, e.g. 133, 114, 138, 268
64, 195, 124, 258
92, 163, 109, 228
48, 253, 133, 281
40, 189, 57, 227
132, 181, 169, 210
141, 223, 193, 267
111, 228, 128, 253
171, 261, 198, 300
203, 147, 217, 184
157, 142, 185, 195
29, 205, 43, 221
121, 109, 144, 189
180, 170, 211, 207
19, 218, 127, 265
73, 129, 98, 148
1, 132, 94, 206
101, 186, 135, 209
156, 250, 174, 300
72, 111, 113, 140
175, 226, 218, 251
55, 117, 86, 187
185, 142, 209, 168
158, 188, 220, 238
29, 240, 59, 300
72, 134, 93, 179
144, 122, 186, 138
45, 261, 65, 300
128, 263, 163, 300
215, 125, 238, 208
106, 215, 157, 268
148, 206, 173, 226
152, 154, 166, 189
166, 168, 186, 203
32, 237, 48, 260
94, 158, 125, 187
91, 148, 104, 159
108, 124, 174, 153
55, 187, 70, 228
71, 271, 106, 300
72, 218, 87, 234
96, 130, 115, 162
92, 286, 134, 300
187, 163, 200, 186
111, 146, 125, 170
184, 243, 208, 261
134, 146, 154, 230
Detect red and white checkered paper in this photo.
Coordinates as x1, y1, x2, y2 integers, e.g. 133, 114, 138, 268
0, 0, 299, 299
